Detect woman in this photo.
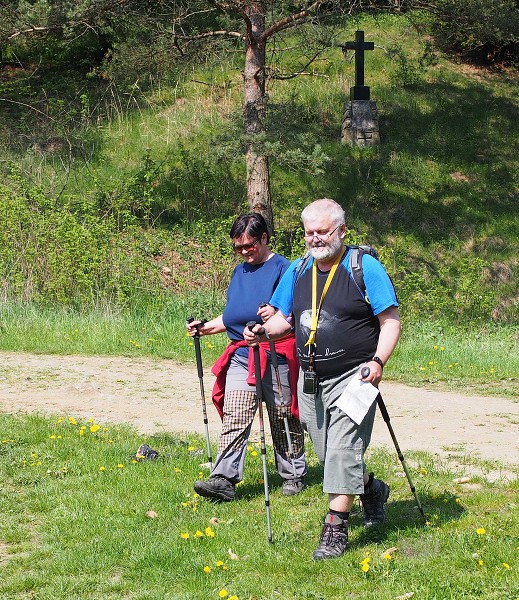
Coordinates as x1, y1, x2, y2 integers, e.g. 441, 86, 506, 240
187, 213, 307, 501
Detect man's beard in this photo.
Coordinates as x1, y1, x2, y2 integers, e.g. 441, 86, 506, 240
307, 234, 344, 262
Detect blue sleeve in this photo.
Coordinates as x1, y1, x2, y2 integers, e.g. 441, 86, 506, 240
359, 254, 398, 316
269, 258, 300, 316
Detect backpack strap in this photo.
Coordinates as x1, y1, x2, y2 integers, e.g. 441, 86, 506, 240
349, 245, 378, 304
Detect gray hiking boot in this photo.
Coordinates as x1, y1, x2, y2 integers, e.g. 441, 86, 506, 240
360, 472, 390, 526
312, 513, 349, 560
194, 476, 235, 502
282, 477, 306, 496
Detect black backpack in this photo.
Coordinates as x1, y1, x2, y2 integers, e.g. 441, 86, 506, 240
294, 244, 383, 305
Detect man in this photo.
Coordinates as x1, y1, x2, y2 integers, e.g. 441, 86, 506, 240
244, 198, 400, 560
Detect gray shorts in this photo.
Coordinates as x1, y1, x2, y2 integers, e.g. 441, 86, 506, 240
297, 367, 376, 495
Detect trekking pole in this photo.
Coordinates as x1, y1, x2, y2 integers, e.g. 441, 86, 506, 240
362, 366, 426, 522
258, 304, 298, 479
268, 340, 298, 479
247, 321, 273, 543
186, 317, 213, 471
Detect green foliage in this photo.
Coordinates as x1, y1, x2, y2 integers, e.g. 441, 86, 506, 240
426, 0, 519, 66
0, 166, 163, 309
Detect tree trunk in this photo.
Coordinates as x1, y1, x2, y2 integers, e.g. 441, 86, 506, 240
243, 2, 273, 233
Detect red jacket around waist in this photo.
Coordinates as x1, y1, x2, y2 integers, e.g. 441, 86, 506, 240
211, 335, 300, 420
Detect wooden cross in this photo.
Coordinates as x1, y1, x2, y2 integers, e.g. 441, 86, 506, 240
342, 30, 375, 100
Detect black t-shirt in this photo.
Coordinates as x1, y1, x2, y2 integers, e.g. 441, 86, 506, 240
293, 263, 380, 377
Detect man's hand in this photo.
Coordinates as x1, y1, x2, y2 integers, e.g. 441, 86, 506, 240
257, 303, 276, 322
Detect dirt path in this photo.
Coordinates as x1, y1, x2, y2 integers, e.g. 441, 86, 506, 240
1, 352, 517, 477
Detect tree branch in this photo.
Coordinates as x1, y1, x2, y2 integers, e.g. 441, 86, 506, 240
262, 1, 327, 40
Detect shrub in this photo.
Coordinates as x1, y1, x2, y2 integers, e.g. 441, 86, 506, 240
426, 0, 519, 66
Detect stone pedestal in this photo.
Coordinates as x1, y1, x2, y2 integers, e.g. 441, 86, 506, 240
341, 100, 380, 147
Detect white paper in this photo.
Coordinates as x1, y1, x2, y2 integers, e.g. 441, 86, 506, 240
336, 375, 379, 424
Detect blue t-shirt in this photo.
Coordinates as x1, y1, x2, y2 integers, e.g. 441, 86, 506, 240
222, 253, 290, 342
270, 248, 398, 377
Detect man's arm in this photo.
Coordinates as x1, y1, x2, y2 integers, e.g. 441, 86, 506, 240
362, 306, 401, 386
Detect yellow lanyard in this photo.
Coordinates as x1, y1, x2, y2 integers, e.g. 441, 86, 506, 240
305, 249, 344, 346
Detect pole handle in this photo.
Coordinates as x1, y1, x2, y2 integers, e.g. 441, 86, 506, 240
187, 316, 206, 379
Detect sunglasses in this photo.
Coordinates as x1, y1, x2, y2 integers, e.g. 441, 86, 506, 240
232, 238, 260, 253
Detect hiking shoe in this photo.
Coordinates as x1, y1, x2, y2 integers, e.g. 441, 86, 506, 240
282, 477, 306, 496
194, 476, 235, 502
312, 514, 349, 560
360, 472, 390, 526
135, 443, 159, 460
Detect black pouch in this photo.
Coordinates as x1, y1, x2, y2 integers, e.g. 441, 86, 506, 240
303, 370, 317, 395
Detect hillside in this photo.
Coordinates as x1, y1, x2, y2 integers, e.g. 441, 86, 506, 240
0, 13, 517, 326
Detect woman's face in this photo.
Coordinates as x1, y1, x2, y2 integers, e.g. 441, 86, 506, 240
232, 232, 268, 265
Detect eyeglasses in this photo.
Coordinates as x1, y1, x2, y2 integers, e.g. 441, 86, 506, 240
303, 225, 341, 242
232, 238, 259, 253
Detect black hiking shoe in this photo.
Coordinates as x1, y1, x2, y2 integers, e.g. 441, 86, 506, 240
194, 476, 235, 502
312, 513, 349, 560
360, 472, 390, 526
282, 477, 306, 496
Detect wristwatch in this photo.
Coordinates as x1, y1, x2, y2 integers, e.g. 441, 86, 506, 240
371, 356, 384, 369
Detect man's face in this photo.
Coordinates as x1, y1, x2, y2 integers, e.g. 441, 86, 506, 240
303, 217, 344, 262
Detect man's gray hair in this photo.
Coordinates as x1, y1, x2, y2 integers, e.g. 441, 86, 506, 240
301, 198, 345, 226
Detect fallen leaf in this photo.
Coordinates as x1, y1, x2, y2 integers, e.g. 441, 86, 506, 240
145, 510, 158, 518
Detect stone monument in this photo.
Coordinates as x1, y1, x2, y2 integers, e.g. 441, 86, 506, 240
340, 30, 380, 147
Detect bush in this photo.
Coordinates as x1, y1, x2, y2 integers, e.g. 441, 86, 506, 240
426, 0, 519, 66
0, 166, 163, 309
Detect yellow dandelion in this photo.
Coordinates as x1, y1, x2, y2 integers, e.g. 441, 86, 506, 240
216, 560, 224, 567
361, 563, 370, 573
180, 532, 190, 539
205, 527, 216, 538
203, 566, 211, 573
132, 459, 138, 464
476, 527, 486, 535
195, 530, 204, 538
117, 463, 124, 469
79, 429, 85, 436
50, 435, 56, 439
383, 553, 393, 560
87, 417, 94, 423
478, 560, 484, 566
219, 591, 228, 599
174, 468, 182, 473
99, 466, 106, 471
57, 417, 64, 423
251, 450, 258, 457
420, 367, 426, 371
455, 498, 461, 504
69, 417, 77, 425
90, 424, 100, 433
229, 596, 238, 600
188, 446, 195, 451
420, 467, 427, 475
503, 563, 510, 569
433, 345, 438, 349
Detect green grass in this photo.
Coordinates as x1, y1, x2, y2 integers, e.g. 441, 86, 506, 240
0, 301, 517, 398
0, 412, 517, 599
